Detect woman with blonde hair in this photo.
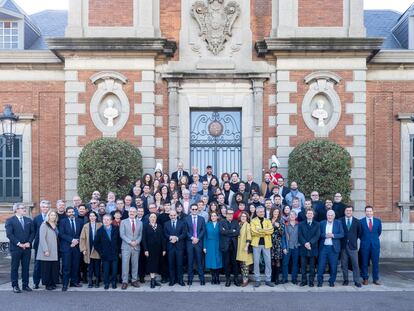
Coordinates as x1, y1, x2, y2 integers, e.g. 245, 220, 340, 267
37, 210, 59, 290
236, 211, 253, 287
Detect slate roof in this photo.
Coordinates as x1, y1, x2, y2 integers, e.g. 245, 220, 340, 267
28, 10, 67, 49
364, 10, 403, 49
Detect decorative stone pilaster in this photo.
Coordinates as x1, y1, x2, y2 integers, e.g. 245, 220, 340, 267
276, 71, 297, 177
134, 71, 156, 172
252, 78, 265, 182
167, 79, 180, 173
345, 70, 367, 212
64, 70, 86, 202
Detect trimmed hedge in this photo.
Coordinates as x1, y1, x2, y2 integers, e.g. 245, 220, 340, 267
77, 137, 143, 202
288, 139, 352, 203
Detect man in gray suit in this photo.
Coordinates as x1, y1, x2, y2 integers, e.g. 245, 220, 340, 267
120, 207, 143, 289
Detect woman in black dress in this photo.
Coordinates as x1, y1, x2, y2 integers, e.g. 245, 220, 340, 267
142, 213, 166, 288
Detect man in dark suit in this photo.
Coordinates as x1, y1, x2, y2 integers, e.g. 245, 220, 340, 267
95, 214, 121, 289
32, 200, 50, 289
5, 203, 35, 293
219, 209, 240, 287
171, 161, 190, 182
201, 165, 218, 184
185, 204, 206, 285
360, 205, 382, 285
198, 180, 214, 203
245, 172, 260, 195
333, 193, 347, 219
59, 206, 84, 291
298, 209, 320, 287
277, 177, 290, 205
340, 205, 362, 287
317, 210, 344, 287
164, 210, 187, 286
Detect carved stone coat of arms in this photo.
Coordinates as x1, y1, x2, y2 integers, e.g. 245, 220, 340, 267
191, 0, 240, 55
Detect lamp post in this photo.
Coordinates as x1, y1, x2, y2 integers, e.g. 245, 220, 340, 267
0, 105, 19, 149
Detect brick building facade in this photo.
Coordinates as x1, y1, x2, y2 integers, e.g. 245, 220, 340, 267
0, 0, 413, 257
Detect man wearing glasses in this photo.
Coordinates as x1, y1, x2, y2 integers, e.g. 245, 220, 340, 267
5, 203, 35, 293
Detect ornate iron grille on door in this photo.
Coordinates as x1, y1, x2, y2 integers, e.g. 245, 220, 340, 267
190, 110, 241, 177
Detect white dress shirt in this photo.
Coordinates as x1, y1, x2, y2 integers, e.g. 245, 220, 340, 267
324, 221, 333, 245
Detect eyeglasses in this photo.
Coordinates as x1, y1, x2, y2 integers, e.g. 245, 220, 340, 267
91, 202, 97, 204
191, 209, 198, 211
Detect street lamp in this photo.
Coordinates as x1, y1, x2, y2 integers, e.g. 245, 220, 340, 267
0, 105, 19, 149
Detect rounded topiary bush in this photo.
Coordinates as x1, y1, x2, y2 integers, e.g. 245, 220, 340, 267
288, 139, 352, 203
78, 137, 143, 202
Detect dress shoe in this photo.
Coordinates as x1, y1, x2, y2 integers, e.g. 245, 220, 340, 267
23, 286, 32, 292
329, 282, 335, 287
225, 279, 231, 287
343, 280, 349, 286
88, 284, 93, 288
62, 286, 68, 292
150, 278, 155, 289
200, 280, 205, 286
131, 281, 140, 288
139, 277, 145, 284
274, 280, 279, 285
299, 282, 307, 287
104, 285, 109, 290
373, 280, 381, 285
265, 281, 275, 287
13, 286, 22, 293
34, 284, 39, 289
292, 280, 298, 285
317, 282, 323, 287
354, 282, 362, 288
46, 286, 54, 291
95, 283, 99, 288
161, 278, 168, 284
234, 279, 240, 287
121, 283, 128, 290
309, 282, 314, 287
187, 280, 192, 286
178, 281, 186, 286
362, 279, 369, 285
254, 281, 261, 287
169, 281, 175, 286
51, 286, 57, 290
281, 279, 287, 284
70, 283, 81, 288
112, 284, 117, 289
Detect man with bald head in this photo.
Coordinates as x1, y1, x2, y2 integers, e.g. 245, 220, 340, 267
171, 161, 189, 182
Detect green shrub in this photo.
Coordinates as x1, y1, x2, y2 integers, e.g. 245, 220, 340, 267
288, 139, 352, 203
77, 137, 143, 202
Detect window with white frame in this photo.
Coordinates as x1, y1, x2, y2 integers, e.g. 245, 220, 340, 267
0, 21, 18, 49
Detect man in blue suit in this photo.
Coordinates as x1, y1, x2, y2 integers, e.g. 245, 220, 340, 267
32, 200, 50, 289
317, 209, 344, 287
360, 205, 382, 285
164, 210, 187, 286
185, 203, 206, 285
59, 206, 84, 291
5, 203, 35, 293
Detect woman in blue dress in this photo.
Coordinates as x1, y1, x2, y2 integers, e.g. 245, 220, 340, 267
203, 212, 223, 284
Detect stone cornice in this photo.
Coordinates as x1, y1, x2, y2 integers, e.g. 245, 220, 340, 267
255, 37, 383, 60
370, 50, 414, 64
397, 113, 414, 121
47, 37, 177, 59
0, 50, 61, 64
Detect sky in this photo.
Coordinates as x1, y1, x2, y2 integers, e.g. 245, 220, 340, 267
9, 0, 414, 15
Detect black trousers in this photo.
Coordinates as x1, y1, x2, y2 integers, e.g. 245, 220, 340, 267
223, 244, 238, 279
88, 258, 101, 283
10, 248, 31, 287
40, 260, 59, 287
33, 248, 42, 286
62, 248, 81, 287
301, 255, 316, 282
102, 259, 118, 286
168, 247, 184, 283
138, 250, 146, 280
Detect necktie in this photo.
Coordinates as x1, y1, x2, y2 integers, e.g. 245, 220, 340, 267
172, 221, 176, 230
132, 220, 135, 234
308, 221, 311, 226
178, 171, 181, 179
92, 224, 95, 241
347, 218, 351, 230
192, 217, 197, 238
71, 219, 75, 235
369, 219, 373, 232
19, 217, 24, 229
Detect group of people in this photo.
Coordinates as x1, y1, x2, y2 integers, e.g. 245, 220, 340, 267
5, 162, 382, 293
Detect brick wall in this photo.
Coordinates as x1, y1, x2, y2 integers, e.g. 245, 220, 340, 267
251, 0, 272, 61
89, 0, 134, 27
0, 81, 65, 215
154, 78, 169, 173
366, 81, 414, 222
262, 79, 277, 172
298, 0, 343, 27
160, 0, 181, 61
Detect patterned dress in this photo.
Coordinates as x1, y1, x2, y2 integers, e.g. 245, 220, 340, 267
271, 220, 284, 262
